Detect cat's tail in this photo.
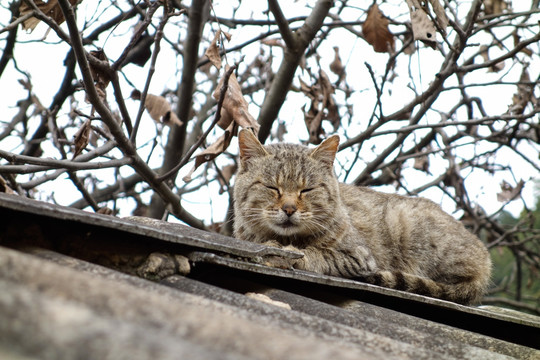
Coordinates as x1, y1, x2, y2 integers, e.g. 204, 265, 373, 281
354, 271, 487, 305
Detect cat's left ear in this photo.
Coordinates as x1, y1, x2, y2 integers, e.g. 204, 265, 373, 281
238, 128, 269, 166
310, 135, 340, 167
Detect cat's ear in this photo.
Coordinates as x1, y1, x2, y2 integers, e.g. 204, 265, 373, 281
310, 135, 340, 167
238, 129, 268, 165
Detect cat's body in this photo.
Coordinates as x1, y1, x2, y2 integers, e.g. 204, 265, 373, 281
233, 129, 492, 304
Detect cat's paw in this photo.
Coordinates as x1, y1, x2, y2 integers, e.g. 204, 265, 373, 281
262, 240, 284, 248
262, 254, 302, 270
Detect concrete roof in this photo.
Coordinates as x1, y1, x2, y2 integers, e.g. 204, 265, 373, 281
0, 193, 538, 359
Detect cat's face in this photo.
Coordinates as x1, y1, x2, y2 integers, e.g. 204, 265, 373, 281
234, 130, 341, 239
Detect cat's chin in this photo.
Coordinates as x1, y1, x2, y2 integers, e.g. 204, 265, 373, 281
270, 222, 301, 236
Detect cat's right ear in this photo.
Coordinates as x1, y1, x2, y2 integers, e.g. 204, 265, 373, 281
238, 129, 268, 167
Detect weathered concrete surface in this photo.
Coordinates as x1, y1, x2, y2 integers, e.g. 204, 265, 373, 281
5, 247, 539, 360
0, 246, 415, 360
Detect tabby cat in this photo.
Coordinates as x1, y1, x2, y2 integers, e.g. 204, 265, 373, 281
233, 129, 492, 305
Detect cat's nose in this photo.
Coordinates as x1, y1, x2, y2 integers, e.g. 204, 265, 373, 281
282, 202, 297, 216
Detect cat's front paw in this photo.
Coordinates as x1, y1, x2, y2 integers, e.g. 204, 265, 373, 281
262, 254, 302, 270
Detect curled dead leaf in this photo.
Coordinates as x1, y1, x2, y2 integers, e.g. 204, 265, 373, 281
413, 150, 430, 173
484, 0, 509, 16
261, 38, 285, 48
183, 122, 238, 183
205, 29, 226, 70
19, 0, 79, 32
496, 180, 524, 203
428, 0, 449, 35
363, 3, 395, 53
131, 90, 183, 127
508, 66, 533, 115
0, 175, 14, 194
218, 163, 238, 194
72, 119, 92, 159
479, 45, 504, 72
212, 66, 260, 134
300, 71, 340, 144
405, 0, 437, 47
329, 46, 345, 82
512, 31, 533, 57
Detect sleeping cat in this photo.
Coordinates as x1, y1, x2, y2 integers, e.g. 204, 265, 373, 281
233, 129, 492, 305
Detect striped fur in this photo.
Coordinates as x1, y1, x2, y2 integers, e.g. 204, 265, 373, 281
233, 130, 492, 305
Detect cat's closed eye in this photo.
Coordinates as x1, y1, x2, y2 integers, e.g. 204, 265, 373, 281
300, 188, 314, 194
265, 185, 280, 194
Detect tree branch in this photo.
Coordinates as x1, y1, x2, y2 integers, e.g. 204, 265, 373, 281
257, 0, 332, 143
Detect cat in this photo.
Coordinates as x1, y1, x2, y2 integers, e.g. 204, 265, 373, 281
233, 129, 492, 305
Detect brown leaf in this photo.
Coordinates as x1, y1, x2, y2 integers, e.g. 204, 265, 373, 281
183, 122, 238, 183
362, 3, 395, 53
97, 207, 114, 215
299, 72, 340, 145
512, 31, 533, 57
138, 93, 183, 127
0, 175, 14, 194
72, 119, 91, 159
19, 0, 79, 32
217, 107, 234, 130
484, 0, 509, 16
413, 152, 430, 173
217, 164, 238, 194
205, 30, 223, 70
402, 30, 416, 55
479, 45, 504, 73
428, 0, 449, 35
497, 180, 524, 203
261, 38, 285, 48
213, 66, 260, 134
508, 66, 533, 115
329, 46, 345, 82
405, 0, 437, 47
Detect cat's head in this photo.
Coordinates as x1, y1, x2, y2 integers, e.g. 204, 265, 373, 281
234, 129, 341, 239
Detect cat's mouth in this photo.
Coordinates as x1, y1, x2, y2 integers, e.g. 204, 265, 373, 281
271, 219, 299, 235
279, 220, 295, 228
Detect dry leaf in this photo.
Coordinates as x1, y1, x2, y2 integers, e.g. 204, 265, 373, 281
363, 3, 395, 53
329, 46, 345, 83
184, 67, 259, 182
406, 0, 437, 48
512, 31, 533, 57
122, 34, 153, 67
261, 38, 285, 48
508, 66, 533, 115
484, 0, 509, 16
428, 0, 449, 35
217, 164, 238, 194
205, 29, 223, 70
183, 122, 238, 183
131, 90, 182, 127
300, 71, 340, 144
19, 0, 79, 32
97, 207, 114, 215
413, 152, 430, 173
212, 66, 260, 134
217, 107, 234, 130
222, 31, 232, 41
479, 45, 504, 72
0, 175, 14, 194
72, 119, 91, 159
496, 180, 524, 202
402, 30, 416, 55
